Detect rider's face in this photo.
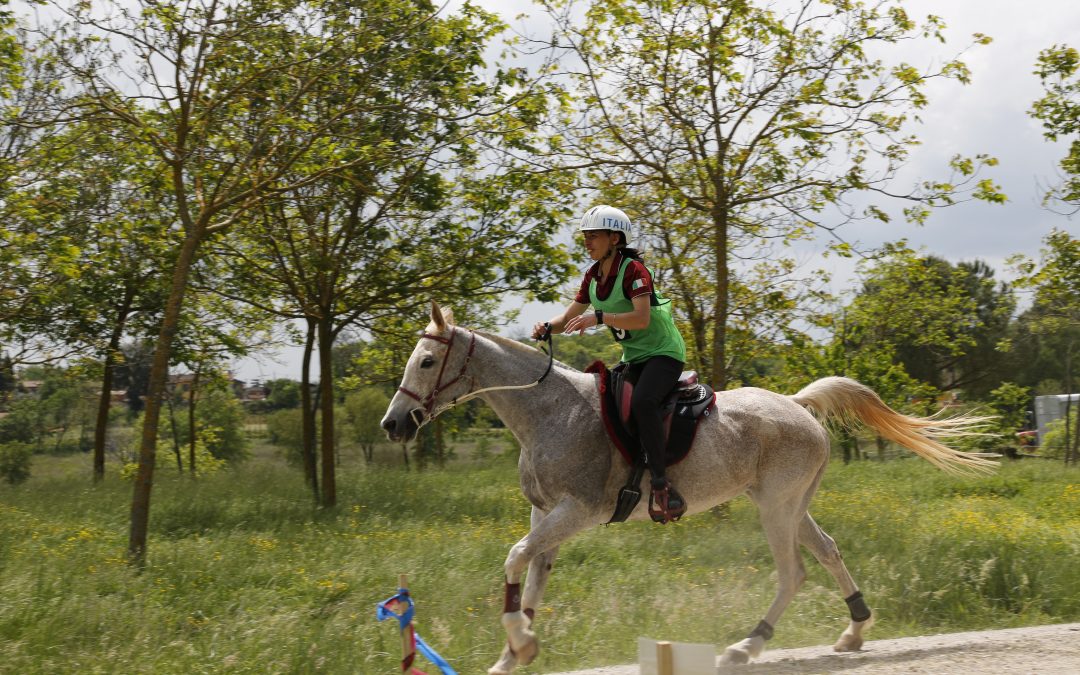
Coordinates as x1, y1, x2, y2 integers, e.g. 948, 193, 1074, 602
582, 230, 620, 261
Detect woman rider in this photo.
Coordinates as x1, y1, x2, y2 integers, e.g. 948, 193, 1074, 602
533, 205, 689, 522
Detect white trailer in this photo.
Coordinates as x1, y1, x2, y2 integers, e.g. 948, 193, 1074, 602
1034, 393, 1080, 442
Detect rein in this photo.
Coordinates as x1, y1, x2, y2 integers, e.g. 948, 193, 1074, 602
398, 324, 555, 428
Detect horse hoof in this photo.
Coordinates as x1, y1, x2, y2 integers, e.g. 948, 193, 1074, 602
488, 643, 517, 674
834, 615, 873, 652
833, 633, 863, 652
512, 633, 540, 666
719, 646, 751, 665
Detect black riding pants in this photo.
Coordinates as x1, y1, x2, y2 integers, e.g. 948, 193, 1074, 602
626, 355, 683, 483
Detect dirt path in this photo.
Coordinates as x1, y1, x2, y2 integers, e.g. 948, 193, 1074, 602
544, 622, 1080, 674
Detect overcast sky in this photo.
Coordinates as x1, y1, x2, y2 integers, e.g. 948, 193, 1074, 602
235, 0, 1080, 381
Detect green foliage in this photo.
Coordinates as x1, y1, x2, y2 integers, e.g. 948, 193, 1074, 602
1030, 44, 1080, 207
196, 381, 250, 463
988, 383, 1033, 435
1011, 230, 1080, 336
796, 245, 1016, 405
0, 398, 35, 445
0, 441, 30, 484
343, 388, 390, 462
1041, 410, 1079, 460
542, 329, 622, 371
266, 408, 304, 462
244, 378, 302, 415
122, 405, 232, 478
550, 0, 1004, 384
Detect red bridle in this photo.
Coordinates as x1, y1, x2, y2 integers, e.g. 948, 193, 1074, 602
397, 327, 477, 419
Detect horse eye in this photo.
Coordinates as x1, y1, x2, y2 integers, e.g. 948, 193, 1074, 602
420, 356, 435, 369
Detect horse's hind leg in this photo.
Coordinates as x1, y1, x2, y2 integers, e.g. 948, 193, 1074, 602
489, 499, 596, 675
798, 513, 873, 651
721, 498, 806, 665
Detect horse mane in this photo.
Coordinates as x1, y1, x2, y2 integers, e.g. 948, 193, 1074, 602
473, 329, 581, 375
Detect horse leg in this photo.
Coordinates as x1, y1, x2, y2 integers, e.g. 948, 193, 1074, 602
489, 499, 595, 675
797, 513, 873, 651
721, 499, 806, 665
522, 504, 561, 626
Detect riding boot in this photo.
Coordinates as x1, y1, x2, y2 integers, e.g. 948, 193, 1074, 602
649, 476, 686, 524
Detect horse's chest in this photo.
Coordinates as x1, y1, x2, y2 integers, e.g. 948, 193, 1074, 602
517, 440, 610, 512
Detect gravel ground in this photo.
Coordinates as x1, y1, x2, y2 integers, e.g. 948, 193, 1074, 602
544, 622, 1080, 674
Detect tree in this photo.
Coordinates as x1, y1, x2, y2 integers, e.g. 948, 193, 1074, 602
1030, 44, 1080, 211
1010, 229, 1080, 464
543, 0, 1004, 386
263, 378, 301, 411
838, 246, 1013, 400
1, 21, 81, 367
209, 0, 573, 505
872, 255, 1014, 398
5, 119, 174, 480
44, 0, 484, 559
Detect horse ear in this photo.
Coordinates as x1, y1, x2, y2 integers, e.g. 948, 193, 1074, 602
429, 300, 446, 331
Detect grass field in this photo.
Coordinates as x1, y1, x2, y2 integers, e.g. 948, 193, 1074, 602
1, 443, 1078, 674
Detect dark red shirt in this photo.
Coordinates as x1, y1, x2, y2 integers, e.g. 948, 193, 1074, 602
574, 250, 653, 305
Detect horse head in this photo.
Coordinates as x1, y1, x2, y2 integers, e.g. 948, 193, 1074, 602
380, 300, 472, 442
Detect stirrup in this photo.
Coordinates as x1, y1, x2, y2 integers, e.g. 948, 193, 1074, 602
648, 481, 686, 524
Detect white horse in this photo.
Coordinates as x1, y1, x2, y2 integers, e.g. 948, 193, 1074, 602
380, 303, 996, 674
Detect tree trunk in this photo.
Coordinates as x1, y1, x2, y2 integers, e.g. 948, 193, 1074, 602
165, 389, 183, 472
93, 293, 132, 482
875, 435, 887, 461
188, 366, 201, 474
128, 228, 204, 563
317, 316, 336, 507
1064, 339, 1075, 465
661, 233, 709, 377
710, 210, 729, 389
300, 319, 319, 503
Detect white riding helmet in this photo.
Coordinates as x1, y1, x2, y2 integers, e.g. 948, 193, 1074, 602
579, 205, 632, 245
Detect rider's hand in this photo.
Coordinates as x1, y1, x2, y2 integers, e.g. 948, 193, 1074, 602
563, 312, 598, 335
532, 322, 550, 340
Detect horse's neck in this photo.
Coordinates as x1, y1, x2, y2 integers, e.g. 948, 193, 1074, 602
471, 332, 594, 448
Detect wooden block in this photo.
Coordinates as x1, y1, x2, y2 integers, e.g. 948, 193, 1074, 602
657, 641, 673, 675
637, 637, 716, 675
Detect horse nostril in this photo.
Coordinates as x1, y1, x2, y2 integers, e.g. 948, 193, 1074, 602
381, 418, 396, 432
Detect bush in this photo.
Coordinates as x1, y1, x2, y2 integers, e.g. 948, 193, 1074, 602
0, 441, 32, 484
266, 408, 304, 465
343, 388, 389, 462
0, 399, 38, 444
197, 381, 249, 462
1041, 409, 1078, 460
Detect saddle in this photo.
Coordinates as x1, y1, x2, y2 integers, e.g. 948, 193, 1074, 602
585, 361, 716, 523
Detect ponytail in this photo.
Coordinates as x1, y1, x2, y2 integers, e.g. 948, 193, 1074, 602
613, 231, 643, 261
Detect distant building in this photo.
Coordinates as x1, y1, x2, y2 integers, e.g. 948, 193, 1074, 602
241, 383, 269, 402
16, 380, 42, 397
167, 373, 248, 400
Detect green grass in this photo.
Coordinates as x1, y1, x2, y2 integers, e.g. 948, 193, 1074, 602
1, 448, 1078, 674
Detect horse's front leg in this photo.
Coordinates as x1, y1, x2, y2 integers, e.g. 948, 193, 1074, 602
521, 505, 562, 622
489, 499, 596, 675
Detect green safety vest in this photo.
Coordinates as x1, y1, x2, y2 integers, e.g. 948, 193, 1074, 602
589, 257, 686, 364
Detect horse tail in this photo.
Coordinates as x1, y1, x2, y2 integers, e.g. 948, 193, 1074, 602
790, 376, 998, 475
